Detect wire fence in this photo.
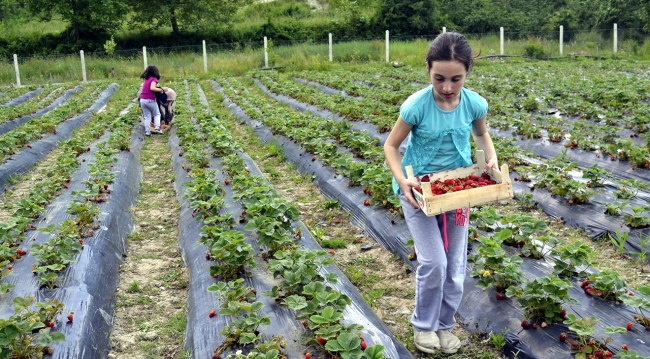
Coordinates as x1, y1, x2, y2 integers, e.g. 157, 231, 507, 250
1, 27, 649, 86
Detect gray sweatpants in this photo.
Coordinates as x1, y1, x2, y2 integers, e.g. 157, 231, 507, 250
400, 194, 469, 332
140, 98, 161, 132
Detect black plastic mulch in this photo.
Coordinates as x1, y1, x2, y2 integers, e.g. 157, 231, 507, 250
0, 115, 144, 359
0, 84, 116, 193
173, 83, 412, 359
0, 86, 83, 136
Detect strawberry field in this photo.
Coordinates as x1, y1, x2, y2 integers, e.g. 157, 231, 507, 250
1, 58, 650, 359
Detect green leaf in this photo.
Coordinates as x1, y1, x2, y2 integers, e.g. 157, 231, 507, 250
335, 332, 361, 350
364, 345, 386, 359
604, 326, 627, 335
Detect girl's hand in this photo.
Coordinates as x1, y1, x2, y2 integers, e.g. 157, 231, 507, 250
163, 87, 169, 92
484, 158, 499, 173
398, 178, 422, 209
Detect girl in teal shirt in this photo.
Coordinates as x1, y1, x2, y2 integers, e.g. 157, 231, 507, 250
384, 32, 499, 354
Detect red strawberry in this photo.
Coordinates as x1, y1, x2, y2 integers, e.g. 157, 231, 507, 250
521, 320, 528, 328
559, 333, 567, 342
48, 321, 55, 328
627, 322, 633, 330
560, 310, 567, 318
64, 184, 69, 189
27, 145, 32, 149
361, 339, 367, 349
224, 179, 229, 185
329, 250, 334, 255
209, 309, 216, 318
67, 314, 73, 322
205, 253, 210, 260
104, 184, 108, 190
241, 211, 247, 216
629, 292, 635, 296
87, 147, 90, 152
532, 323, 538, 329
444, 179, 454, 185
16, 249, 26, 256
311, 156, 316, 161
622, 344, 629, 351
302, 321, 308, 328
453, 185, 462, 191
595, 350, 603, 358
496, 293, 504, 300
306, 354, 312, 359
581, 280, 590, 288
317, 336, 327, 345
363, 199, 370, 206
605, 351, 612, 358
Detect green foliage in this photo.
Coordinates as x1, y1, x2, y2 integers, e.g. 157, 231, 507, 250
524, 41, 547, 59
506, 274, 579, 323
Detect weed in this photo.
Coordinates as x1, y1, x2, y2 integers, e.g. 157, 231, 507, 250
321, 239, 346, 248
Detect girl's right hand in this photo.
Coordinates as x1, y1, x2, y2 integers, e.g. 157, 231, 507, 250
397, 178, 422, 209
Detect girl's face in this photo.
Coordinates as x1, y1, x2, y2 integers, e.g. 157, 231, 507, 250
427, 60, 467, 104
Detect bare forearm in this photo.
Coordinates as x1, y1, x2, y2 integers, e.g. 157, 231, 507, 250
473, 132, 498, 165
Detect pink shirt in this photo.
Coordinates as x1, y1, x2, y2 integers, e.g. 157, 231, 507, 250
141, 77, 158, 100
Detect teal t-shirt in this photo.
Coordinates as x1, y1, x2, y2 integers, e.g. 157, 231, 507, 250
393, 86, 488, 195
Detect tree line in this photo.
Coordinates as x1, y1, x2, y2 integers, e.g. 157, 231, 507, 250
1, 0, 649, 58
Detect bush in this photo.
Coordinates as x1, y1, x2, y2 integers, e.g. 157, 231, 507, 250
524, 42, 546, 59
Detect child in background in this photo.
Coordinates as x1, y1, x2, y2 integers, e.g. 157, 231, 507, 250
139, 65, 167, 136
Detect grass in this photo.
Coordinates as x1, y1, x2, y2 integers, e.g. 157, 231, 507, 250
4, 29, 650, 86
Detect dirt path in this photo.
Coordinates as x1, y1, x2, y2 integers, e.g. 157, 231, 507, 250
109, 132, 189, 359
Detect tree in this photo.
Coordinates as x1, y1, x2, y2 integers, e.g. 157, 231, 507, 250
375, 0, 443, 37
128, 0, 253, 35
25, 0, 129, 43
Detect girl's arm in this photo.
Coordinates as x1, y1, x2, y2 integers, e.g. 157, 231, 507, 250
149, 80, 165, 93
471, 116, 499, 171
384, 116, 420, 209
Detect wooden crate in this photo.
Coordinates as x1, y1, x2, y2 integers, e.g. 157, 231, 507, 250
405, 150, 514, 216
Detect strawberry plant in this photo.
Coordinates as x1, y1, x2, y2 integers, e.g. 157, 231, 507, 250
469, 229, 524, 292
631, 234, 650, 266
623, 206, 650, 228
552, 241, 594, 277
586, 269, 627, 300
325, 332, 386, 359
215, 301, 271, 355
562, 315, 625, 359
470, 206, 503, 231
506, 275, 579, 323
65, 200, 99, 229
0, 296, 65, 358
583, 164, 610, 187
264, 249, 337, 298
618, 286, 650, 329
605, 201, 629, 216
198, 226, 255, 278
615, 179, 647, 199
243, 197, 301, 255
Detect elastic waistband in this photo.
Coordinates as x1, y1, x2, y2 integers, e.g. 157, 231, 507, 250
140, 98, 156, 102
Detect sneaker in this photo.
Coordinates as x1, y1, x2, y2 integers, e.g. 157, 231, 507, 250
151, 128, 164, 135
145, 132, 152, 137
436, 330, 461, 354
413, 327, 440, 354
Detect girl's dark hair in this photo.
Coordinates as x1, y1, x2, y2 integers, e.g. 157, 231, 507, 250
426, 32, 475, 73
140, 65, 160, 80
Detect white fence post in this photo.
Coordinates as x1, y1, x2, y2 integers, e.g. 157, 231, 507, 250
203, 40, 208, 73
613, 23, 618, 53
385, 30, 389, 63
443, 27, 446, 33
80, 50, 87, 83
329, 33, 333, 62
500, 27, 504, 55
264, 36, 268, 68
560, 25, 564, 56
143, 47, 147, 69
13, 54, 20, 87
